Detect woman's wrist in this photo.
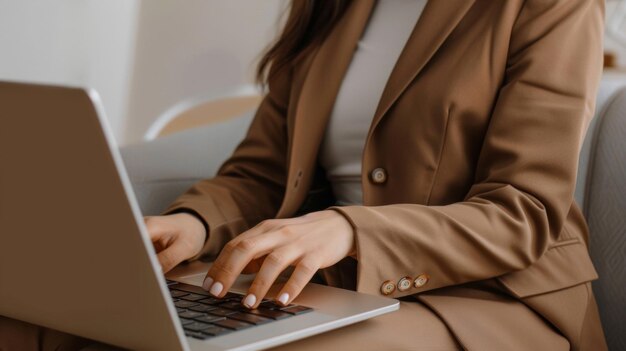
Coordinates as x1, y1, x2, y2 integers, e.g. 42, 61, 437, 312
171, 212, 208, 256
170, 211, 208, 243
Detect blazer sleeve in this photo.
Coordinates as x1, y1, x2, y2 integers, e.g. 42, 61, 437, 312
329, 0, 604, 297
165, 67, 292, 260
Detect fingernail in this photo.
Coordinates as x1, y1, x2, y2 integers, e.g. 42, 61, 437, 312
278, 292, 289, 306
202, 276, 213, 291
209, 281, 223, 297
243, 294, 257, 308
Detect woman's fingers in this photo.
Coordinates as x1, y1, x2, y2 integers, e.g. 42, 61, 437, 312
203, 229, 287, 297
243, 246, 302, 309
275, 257, 319, 306
144, 214, 207, 272
201, 213, 350, 305
144, 216, 168, 241
241, 257, 265, 274
156, 239, 191, 273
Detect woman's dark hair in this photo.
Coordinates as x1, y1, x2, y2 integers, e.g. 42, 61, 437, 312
256, 0, 351, 85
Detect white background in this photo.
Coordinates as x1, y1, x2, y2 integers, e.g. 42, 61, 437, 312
0, 0, 285, 145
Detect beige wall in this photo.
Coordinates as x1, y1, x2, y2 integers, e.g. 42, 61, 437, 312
123, 0, 286, 144
0, 0, 286, 146
0, 0, 139, 142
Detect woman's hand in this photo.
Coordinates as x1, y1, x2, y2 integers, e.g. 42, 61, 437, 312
203, 210, 355, 309
144, 213, 207, 273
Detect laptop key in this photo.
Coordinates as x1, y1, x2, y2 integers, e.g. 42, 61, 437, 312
176, 308, 187, 313
174, 300, 199, 308
208, 308, 237, 317
280, 305, 313, 315
179, 318, 194, 326
247, 308, 292, 320
228, 312, 272, 325
195, 315, 225, 324
170, 290, 189, 298
169, 283, 211, 296
223, 292, 242, 299
219, 302, 248, 311
222, 295, 242, 300
201, 325, 231, 336
258, 300, 278, 308
185, 331, 209, 340
185, 321, 213, 332
188, 304, 217, 313
259, 300, 295, 310
212, 318, 253, 330
198, 297, 224, 305
180, 293, 207, 302
178, 310, 203, 319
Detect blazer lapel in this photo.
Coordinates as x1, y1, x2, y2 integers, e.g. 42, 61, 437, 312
278, 0, 476, 217
369, 0, 476, 136
277, 0, 376, 217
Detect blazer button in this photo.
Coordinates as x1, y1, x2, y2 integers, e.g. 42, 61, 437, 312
397, 276, 412, 292
414, 274, 430, 288
370, 168, 387, 184
381, 280, 396, 295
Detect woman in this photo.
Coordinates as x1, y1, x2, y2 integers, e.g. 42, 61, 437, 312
146, 0, 608, 349
0, 0, 607, 349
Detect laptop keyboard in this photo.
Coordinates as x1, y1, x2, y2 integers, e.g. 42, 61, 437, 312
166, 280, 313, 340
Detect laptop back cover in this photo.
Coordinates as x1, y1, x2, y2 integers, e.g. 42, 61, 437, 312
0, 81, 186, 351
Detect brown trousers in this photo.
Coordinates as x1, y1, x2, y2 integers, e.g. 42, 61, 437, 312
0, 283, 572, 351
0, 300, 459, 351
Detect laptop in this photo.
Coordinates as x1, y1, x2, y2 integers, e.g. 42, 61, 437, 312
0, 81, 399, 351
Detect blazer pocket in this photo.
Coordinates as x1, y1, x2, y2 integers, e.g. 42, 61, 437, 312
497, 240, 598, 298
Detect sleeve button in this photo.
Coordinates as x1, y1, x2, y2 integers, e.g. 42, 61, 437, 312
397, 277, 412, 291
381, 280, 396, 295
414, 274, 430, 288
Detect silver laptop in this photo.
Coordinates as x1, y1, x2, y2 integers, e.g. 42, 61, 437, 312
0, 81, 399, 351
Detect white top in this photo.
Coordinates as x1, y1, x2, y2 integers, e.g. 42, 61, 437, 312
319, 0, 428, 206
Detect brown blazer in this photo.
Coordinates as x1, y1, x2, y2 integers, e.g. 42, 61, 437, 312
168, 0, 606, 349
